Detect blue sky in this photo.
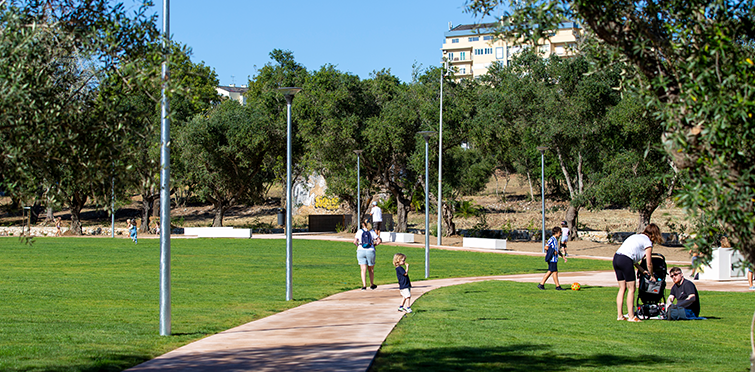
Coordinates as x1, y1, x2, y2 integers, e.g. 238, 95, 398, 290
139, 1, 498, 85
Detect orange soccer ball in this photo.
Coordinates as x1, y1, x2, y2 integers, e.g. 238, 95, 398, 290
571, 282, 581, 291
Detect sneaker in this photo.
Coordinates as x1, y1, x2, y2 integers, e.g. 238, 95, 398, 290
361, 287, 366, 291
555, 286, 567, 291
404, 307, 413, 313
370, 284, 377, 290
537, 284, 545, 290
749, 286, 755, 290
398, 306, 405, 312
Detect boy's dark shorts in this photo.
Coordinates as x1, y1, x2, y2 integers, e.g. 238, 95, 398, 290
560, 242, 567, 249
548, 262, 558, 272
373, 221, 383, 231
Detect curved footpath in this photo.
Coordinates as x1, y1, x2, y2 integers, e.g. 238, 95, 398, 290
127, 236, 749, 372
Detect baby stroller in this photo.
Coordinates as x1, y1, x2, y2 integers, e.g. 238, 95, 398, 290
635, 253, 667, 320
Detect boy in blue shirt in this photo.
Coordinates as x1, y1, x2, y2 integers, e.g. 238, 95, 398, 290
393, 253, 412, 313
538, 226, 567, 290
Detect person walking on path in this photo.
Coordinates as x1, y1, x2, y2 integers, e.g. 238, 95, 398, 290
354, 219, 380, 290
127, 219, 138, 244
612, 223, 663, 322
370, 201, 383, 237
55, 217, 63, 237
538, 226, 568, 290
560, 220, 569, 257
393, 253, 413, 313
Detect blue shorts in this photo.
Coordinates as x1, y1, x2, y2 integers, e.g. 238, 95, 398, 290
548, 262, 558, 272
357, 249, 375, 266
613, 253, 636, 282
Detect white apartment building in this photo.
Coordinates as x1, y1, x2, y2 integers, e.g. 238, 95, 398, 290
216, 84, 248, 105
441, 21, 582, 79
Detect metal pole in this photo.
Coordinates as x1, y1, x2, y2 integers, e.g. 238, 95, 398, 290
437, 64, 443, 246
285, 95, 293, 301
536, 146, 548, 254
419, 131, 435, 278
425, 138, 430, 278
278, 87, 301, 302
111, 172, 115, 238
158, 0, 171, 336
354, 150, 363, 226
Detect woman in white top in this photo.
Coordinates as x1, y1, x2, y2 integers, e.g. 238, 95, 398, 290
612, 223, 663, 322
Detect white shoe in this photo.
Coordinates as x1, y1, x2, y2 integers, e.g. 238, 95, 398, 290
404, 307, 413, 313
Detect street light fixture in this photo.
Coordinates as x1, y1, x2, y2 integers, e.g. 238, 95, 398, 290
419, 131, 436, 278
354, 150, 363, 227
536, 146, 549, 253
279, 87, 302, 302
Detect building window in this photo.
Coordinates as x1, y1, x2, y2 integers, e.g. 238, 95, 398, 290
484, 48, 493, 55
460, 51, 466, 60
460, 67, 466, 74
484, 35, 493, 41
452, 38, 459, 43
496, 47, 504, 59
474, 49, 482, 55
448, 52, 455, 61
469, 36, 479, 42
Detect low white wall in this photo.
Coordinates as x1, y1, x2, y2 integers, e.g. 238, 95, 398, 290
183, 227, 252, 238
698, 247, 747, 281
463, 237, 508, 250
380, 232, 415, 243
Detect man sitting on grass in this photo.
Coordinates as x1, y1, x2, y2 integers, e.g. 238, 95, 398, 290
666, 266, 701, 318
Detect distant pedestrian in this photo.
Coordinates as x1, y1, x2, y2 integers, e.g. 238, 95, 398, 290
127, 219, 138, 244
538, 226, 567, 290
612, 223, 663, 322
354, 219, 380, 290
55, 217, 63, 237
393, 253, 413, 313
370, 201, 383, 237
560, 220, 569, 257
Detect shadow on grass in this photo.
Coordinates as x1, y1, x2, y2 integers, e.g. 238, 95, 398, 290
370, 344, 672, 371
14, 352, 153, 372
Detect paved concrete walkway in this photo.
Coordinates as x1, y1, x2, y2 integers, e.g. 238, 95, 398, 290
127, 266, 746, 372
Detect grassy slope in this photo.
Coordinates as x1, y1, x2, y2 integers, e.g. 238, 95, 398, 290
0, 237, 606, 371
372, 281, 754, 371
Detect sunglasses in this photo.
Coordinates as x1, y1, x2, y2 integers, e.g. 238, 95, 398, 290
670, 272, 681, 278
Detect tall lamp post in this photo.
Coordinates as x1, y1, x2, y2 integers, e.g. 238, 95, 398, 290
279, 87, 302, 302
419, 131, 436, 278
536, 146, 549, 253
354, 150, 363, 226
158, 0, 171, 337
437, 58, 446, 246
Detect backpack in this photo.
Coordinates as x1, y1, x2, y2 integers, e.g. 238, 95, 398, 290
361, 229, 373, 248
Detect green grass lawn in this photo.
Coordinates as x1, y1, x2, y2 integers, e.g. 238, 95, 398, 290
0, 237, 607, 371
371, 280, 755, 371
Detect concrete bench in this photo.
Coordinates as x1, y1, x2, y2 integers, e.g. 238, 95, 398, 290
380, 232, 415, 243
183, 227, 252, 238
463, 237, 508, 250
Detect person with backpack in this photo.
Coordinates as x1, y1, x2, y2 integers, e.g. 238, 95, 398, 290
354, 219, 381, 290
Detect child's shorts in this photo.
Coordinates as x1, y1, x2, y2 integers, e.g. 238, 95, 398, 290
400, 288, 411, 298
548, 262, 558, 272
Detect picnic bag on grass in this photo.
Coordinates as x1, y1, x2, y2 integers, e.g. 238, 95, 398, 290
361, 229, 373, 248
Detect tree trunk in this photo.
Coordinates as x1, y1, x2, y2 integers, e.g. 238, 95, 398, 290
442, 201, 456, 236
68, 192, 87, 235
565, 204, 580, 241
526, 171, 535, 201
212, 202, 229, 227
395, 195, 411, 233
140, 193, 157, 234
637, 202, 660, 233
45, 206, 54, 224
